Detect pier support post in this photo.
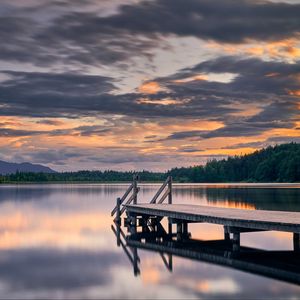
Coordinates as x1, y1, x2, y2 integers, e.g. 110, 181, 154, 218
177, 222, 183, 240
224, 226, 230, 241
168, 218, 173, 238
233, 232, 240, 252
182, 222, 188, 239
293, 233, 300, 252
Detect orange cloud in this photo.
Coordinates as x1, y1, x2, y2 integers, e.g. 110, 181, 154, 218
137, 98, 188, 106
287, 89, 300, 97
207, 38, 300, 61
138, 81, 163, 94
173, 74, 208, 83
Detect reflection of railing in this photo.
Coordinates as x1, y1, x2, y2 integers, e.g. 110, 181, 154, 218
111, 220, 172, 276
112, 219, 300, 285
111, 223, 140, 276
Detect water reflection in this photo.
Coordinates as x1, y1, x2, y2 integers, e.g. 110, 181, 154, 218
0, 184, 298, 299
112, 221, 300, 286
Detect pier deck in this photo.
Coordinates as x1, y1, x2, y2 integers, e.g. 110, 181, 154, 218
126, 203, 300, 233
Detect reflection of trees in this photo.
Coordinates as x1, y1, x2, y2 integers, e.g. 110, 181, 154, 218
0, 186, 53, 203
205, 188, 300, 211
0, 184, 131, 203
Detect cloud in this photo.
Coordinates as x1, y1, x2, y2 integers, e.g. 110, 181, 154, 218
0, 56, 298, 142
0, 128, 44, 137
156, 56, 300, 139
36, 119, 64, 126
0, 0, 299, 68
0, 70, 238, 119
224, 136, 300, 149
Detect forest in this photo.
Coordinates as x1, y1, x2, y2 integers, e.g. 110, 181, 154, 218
0, 143, 299, 183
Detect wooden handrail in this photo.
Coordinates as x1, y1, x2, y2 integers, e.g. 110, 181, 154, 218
120, 187, 140, 215
150, 176, 169, 204
157, 188, 170, 204
111, 183, 133, 216
150, 176, 172, 204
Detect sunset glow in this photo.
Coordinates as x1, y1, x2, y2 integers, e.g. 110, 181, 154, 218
0, 0, 299, 172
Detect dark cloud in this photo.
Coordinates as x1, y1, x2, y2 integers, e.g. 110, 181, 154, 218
0, 128, 44, 137
163, 56, 300, 97
157, 56, 300, 139
165, 120, 296, 140
224, 136, 300, 149
0, 124, 111, 138
0, 70, 238, 119
0, 0, 299, 67
36, 119, 64, 126
0, 56, 298, 140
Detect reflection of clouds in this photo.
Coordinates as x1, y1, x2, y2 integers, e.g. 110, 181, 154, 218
241, 231, 292, 251
0, 248, 124, 298
159, 257, 300, 299
0, 210, 112, 250
108, 266, 197, 299
175, 277, 240, 294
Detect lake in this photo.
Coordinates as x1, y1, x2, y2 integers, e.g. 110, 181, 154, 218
0, 183, 299, 299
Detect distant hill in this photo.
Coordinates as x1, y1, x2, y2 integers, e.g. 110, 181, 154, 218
0, 160, 56, 175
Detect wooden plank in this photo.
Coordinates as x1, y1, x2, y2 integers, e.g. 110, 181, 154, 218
126, 204, 300, 233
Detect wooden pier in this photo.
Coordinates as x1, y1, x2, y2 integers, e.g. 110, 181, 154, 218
111, 176, 300, 252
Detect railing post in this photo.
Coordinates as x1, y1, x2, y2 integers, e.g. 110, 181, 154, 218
115, 197, 121, 224
133, 175, 138, 205
168, 176, 172, 204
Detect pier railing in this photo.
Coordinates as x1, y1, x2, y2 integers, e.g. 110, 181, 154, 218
149, 176, 172, 204
112, 175, 173, 223
111, 174, 139, 222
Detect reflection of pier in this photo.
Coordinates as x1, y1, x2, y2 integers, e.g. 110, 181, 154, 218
111, 176, 300, 284
111, 221, 300, 285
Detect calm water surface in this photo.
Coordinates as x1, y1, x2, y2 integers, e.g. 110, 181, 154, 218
0, 183, 299, 299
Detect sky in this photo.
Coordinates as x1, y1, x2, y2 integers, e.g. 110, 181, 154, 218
0, 0, 299, 172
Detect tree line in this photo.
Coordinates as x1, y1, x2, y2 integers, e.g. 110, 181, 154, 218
0, 143, 299, 183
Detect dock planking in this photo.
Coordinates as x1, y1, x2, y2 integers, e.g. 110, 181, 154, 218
126, 203, 300, 233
